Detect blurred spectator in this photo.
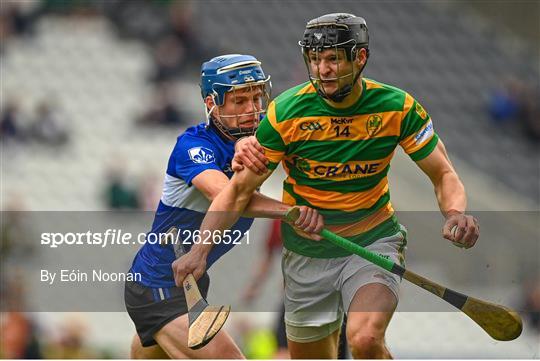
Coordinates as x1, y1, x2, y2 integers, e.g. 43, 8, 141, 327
41, 0, 100, 17
29, 101, 70, 146
1, 194, 34, 298
150, 35, 185, 83
43, 315, 96, 358
101, 0, 169, 43
519, 86, 540, 142
488, 79, 521, 125
0, 0, 41, 54
0, 268, 42, 358
522, 278, 540, 333
241, 219, 290, 359
168, 1, 208, 65
0, 193, 33, 258
0, 312, 42, 358
102, 0, 208, 83
103, 162, 139, 210
488, 78, 540, 143
137, 84, 188, 127
1, 100, 25, 142
241, 220, 283, 305
244, 328, 279, 359
137, 172, 162, 211
1, 195, 36, 317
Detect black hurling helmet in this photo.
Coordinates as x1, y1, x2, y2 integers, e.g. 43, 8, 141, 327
299, 13, 369, 102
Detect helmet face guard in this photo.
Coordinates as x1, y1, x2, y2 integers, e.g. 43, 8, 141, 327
200, 54, 271, 139
208, 80, 271, 139
299, 13, 369, 102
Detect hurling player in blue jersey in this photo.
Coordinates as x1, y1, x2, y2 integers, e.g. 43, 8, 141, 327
125, 54, 324, 359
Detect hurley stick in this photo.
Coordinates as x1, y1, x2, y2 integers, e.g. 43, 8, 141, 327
165, 227, 231, 349
284, 207, 522, 341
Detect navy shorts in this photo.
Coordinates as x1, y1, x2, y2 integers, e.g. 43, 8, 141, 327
124, 273, 210, 347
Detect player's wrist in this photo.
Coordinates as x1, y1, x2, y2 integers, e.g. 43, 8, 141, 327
190, 243, 212, 259
445, 209, 464, 219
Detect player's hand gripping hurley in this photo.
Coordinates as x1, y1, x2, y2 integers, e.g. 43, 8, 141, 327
166, 227, 231, 349
285, 207, 522, 341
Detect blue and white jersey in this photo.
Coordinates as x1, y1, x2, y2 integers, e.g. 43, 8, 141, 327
130, 122, 253, 288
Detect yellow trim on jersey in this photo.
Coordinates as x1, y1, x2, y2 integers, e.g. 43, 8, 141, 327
295, 83, 317, 96
260, 101, 286, 164
266, 101, 278, 127
282, 189, 296, 205
262, 146, 286, 164
399, 120, 435, 154
403, 92, 415, 114
270, 112, 403, 145
291, 178, 389, 212
364, 78, 384, 90
326, 203, 394, 237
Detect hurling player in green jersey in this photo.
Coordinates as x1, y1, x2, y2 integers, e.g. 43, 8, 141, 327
176, 13, 480, 359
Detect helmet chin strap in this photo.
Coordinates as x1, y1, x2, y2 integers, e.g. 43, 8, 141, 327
212, 117, 256, 140
204, 98, 235, 140
205, 104, 216, 126
208, 110, 257, 141
204, 96, 239, 140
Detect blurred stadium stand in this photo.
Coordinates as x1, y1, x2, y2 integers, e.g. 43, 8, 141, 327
2, 0, 538, 211
1, 0, 539, 358
193, 0, 540, 203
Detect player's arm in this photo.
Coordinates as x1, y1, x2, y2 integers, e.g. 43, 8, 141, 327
399, 96, 478, 248
415, 140, 465, 215
173, 167, 272, 285
173, 168, 322, 285
202, 165, 277, 227
416, 140, 479, 248
191, 169, 300, 219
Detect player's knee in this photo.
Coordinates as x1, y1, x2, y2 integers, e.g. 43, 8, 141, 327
347, 330, 385, 358
220, 342, 245, 359
130, 334, 142, 359
200, 332, 245, 359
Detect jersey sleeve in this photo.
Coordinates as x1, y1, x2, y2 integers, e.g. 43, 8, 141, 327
255, 101, 286, 170
398, 95, 439, 161
171, 135, 221, 185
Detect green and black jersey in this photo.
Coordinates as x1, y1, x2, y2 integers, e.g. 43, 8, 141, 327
256, 78, 438, 257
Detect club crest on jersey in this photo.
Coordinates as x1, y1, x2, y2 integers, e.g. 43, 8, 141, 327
292, 156, 311, 172
188, 147, 215, 164
366, 115, 382, 137
415, 102, 427, 120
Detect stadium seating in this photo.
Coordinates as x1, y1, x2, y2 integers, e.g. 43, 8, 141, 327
193, 0, 539, 202
2, 16, 182, 210
1, 3, 538, 357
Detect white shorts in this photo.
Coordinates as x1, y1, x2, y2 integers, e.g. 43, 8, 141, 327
281, 226, 407, 343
